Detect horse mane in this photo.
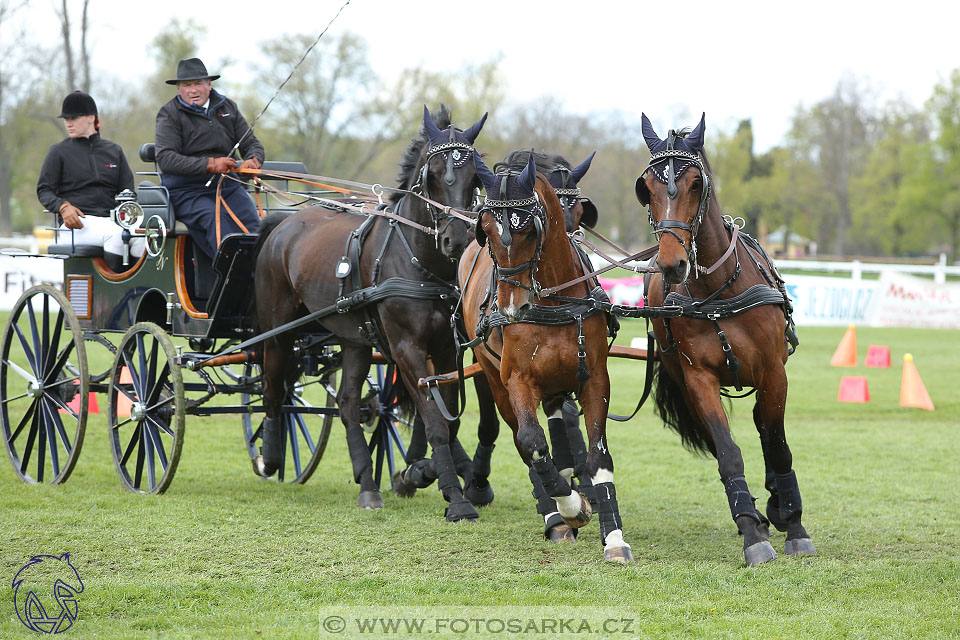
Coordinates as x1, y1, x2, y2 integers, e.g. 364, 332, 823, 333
495, 150, 570, 175
390, 105, 454, 205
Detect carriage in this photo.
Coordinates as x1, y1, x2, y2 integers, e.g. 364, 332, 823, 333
1, 143, 408, 494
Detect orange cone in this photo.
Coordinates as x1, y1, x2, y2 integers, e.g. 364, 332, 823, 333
830, 325, 857, 367
838, 376, 870, 403
117, 366, 133, 418
865, 345, 891, 368
900, 354, 934, 411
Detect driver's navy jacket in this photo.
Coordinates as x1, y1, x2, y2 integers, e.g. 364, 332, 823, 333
155, 89, 264, 181
36, 132, 133, 217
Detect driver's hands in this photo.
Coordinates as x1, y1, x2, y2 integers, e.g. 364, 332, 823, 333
207, 156, 238, 174
239, 157, 261, 171
59, 202, 85, 229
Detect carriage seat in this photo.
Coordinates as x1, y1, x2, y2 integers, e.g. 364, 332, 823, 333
46, 241, 103, 258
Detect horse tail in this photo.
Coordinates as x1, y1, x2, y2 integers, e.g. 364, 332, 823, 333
652, 360, 717, 457
252, 212, 293, 266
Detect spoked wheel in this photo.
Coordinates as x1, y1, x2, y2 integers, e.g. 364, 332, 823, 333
241, 363, 334, 483
107, 322, 184, 494
1, 285, 88, 485
364, 364, 411, 490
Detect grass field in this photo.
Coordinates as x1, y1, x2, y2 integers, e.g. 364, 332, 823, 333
2, 321, 959, 639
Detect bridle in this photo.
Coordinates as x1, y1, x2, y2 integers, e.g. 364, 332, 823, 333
482, 186, 546, 296
550, 166, 581, 229
412, 125, 480, 236
642, 130, 712, 280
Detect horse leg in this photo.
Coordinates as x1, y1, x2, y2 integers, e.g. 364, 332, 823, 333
543, 395, 578, 490
254, 331, 296, 478
338, 345, 382, 510
685, 371, 776, 566
510, 377, 591, 533
562, 394, 591, 491
395, 347, 478, 523
579, 367, 633, 563
463, 373, 498, 507
754, 373, 815, 556
393, 415, 437, 498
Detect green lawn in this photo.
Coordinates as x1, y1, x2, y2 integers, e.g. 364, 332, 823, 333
2, 322, 959, 639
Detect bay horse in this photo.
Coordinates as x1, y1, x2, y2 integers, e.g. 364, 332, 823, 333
464, 150, 602, 538
459, 152, 633, 562
636, 113, 813, 565
253, 105, 486, 520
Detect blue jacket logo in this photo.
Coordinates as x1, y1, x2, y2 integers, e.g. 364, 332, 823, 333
12, 553, 84, 634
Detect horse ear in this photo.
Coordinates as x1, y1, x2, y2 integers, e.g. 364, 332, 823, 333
474, 152, 498, 195
579, 197, 598, 229
423, 105, 442, 140
686, 112, 706, 151
570, 151, 596, 182
642, 113, 663, 152
635, 175, 650, 206
462, 112, 487, 144
518, 150, 537, 194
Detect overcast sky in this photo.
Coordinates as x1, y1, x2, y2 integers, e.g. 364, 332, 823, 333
21, 0, 960, 151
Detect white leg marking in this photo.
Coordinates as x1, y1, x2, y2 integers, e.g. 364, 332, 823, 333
604, 529, 631, 550
559, 468, 574, 482
592, 469, 614, 485
556, 490, 582, 518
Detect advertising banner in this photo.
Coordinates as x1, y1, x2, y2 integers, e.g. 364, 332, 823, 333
866, 272, 960, 329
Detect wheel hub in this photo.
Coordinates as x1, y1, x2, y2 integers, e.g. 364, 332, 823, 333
131, 402, 147, 421
27, 379, 43, 399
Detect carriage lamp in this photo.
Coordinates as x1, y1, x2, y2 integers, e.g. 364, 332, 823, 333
111, 190, 145, 267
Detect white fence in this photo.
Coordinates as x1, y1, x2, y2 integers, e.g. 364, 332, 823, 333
775, 253, 960, 284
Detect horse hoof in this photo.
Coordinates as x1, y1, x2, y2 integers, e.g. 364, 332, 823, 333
744, 540, 778, 566
464, 481, 494, 507
358, 490, 383, 510
561, 493, 592, 529
784, 537, 816, 556
546, 524, 577, 543
604, 545, 634, 564
392, 471, 417, 498
252, 456, 278, 478
444, 500, 479, 523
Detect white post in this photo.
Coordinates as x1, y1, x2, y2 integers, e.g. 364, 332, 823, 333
936, 253, 946, 284
851, 259, 862, 281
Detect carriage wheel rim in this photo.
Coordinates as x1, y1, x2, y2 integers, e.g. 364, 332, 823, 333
1, 285, 87, 485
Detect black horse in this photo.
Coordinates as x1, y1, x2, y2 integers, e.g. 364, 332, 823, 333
253, 105, 486, 520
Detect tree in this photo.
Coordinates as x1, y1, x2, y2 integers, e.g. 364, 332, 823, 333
55, 0, 91, 92
787, 76, 876, 256
919, 69, 960, 261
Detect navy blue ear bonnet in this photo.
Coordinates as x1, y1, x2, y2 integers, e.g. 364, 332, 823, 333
476, 151, 539, 228
422, 105, 486, 168
641, 112, 706, 184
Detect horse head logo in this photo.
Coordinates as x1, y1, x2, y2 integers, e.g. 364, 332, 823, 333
12, 553, 84, 634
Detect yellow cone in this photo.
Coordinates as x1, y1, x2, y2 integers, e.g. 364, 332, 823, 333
830, 325, 857, 367
900, 354, 934, 411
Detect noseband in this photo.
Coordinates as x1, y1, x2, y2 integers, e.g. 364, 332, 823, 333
643, 132, 712, 278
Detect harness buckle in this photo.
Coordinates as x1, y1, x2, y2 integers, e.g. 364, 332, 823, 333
371, 184, 384, 205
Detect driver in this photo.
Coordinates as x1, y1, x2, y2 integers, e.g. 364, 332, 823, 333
37, 91, 145, 272
154, 57, 263, 259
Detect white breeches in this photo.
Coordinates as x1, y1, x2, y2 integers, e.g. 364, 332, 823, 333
58, 216, 145, 258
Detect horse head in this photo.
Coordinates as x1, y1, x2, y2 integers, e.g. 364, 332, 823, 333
635, 112, 711, 285
475, 151, 563, 321
416, 104, 487, 261
496, 150, 597, 232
